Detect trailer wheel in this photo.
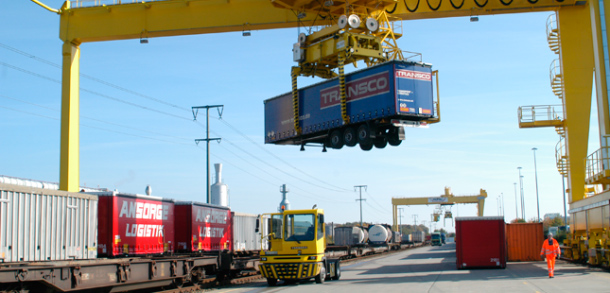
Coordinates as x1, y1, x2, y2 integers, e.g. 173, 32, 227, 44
344, 127, 357, 147
315, 266, 326, 284
373, 136, 387, 149
359, 140, 373, 151
357, 124, 372, 145
388, 127, 402, 146
329, 130, 344, 149
266, 278, 278, 286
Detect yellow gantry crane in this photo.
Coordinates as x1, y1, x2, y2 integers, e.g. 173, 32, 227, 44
30, 0, 584, 192
391, 187, 487, 231
30, 0, 610, 264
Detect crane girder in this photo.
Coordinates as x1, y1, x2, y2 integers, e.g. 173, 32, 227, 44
57, 0, 579, 44
391, 187, 487, 231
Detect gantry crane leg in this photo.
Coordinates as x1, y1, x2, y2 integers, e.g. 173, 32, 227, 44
60, 41, 81, 192
558, 5, 594, 203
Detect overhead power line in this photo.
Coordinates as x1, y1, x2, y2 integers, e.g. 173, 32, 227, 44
1, 44, 353, 197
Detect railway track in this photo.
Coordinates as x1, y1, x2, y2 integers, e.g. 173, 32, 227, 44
150, 243, 428, 293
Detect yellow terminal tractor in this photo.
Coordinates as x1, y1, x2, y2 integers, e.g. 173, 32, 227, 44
258, 208, 340, 286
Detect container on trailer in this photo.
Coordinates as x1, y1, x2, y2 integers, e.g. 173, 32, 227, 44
333, 226, 368, 245
95, 191, 175, 257
392, 231, 402, 243
411, 231, 425, 243
0, 183, 98, 262
368, 225, 391, 244
325, 222, 340, 245
401, 234, 413, 243
232, 212, 268, 251
264, 60, 435, 146
455, 216, 506, 269
506, 223, 544, 261
175, 201, 232, 252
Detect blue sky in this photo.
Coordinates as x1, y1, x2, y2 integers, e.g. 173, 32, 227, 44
1, 1, 585, 232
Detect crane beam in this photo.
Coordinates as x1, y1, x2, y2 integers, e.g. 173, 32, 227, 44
59, 0, 311, 44
58, 0, 580, 44
391, 187, 487, 231
388, 0, 582, 21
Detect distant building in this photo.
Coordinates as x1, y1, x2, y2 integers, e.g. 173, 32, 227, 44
544, 213, 561, 220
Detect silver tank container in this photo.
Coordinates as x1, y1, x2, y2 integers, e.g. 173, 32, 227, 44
368, 224, 391, 243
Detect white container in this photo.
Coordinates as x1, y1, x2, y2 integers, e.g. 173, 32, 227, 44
232, 212, 268, 251
0, 183, 98, 262
368, 225, 390, 244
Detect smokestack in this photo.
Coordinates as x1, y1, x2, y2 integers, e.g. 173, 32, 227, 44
214, 163, 222, 183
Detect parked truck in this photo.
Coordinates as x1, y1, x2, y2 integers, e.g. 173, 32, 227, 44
258, 209, 340, 286
264, 60, 439, 151
431, 232, 442, 246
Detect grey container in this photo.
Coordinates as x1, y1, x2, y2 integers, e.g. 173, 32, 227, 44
333, 226, 368, 246
411, 231, 425, 243
232, 212, 268, 251
402, 234, 413, 243
392, 231, 402, 243
0, 183, 98, 262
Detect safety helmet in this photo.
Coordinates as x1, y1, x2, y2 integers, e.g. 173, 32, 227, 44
548, 232, 553, 238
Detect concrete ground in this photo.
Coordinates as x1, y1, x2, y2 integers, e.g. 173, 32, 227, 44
206, 243, 610, 293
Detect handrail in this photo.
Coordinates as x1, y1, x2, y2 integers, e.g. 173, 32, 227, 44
30, 0, 60, 13
585, 135, 610, 182
555, 136, 570, 176
550, 59, 562, 84
518, 105, 563, 124
403, 51, 422, 62
68, 0, 159, 7
546, 13, 557, 38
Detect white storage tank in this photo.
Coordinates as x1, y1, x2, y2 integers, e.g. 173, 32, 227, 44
211, 163, 229, 207
368, 225, 391, 244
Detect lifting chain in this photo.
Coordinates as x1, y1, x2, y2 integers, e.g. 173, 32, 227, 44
291, 67, 302, 135
338, 53, 350, 124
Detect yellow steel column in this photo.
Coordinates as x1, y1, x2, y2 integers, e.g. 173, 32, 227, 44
477, 198, 484, 217
59, 41, 80, 192
558, 5, 594, 203
392, 204, 398, 232
590, 0, 610, 138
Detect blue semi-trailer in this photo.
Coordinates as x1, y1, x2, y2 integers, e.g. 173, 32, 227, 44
264, 60, 439, 151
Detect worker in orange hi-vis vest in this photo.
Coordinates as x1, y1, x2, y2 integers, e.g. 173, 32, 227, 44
540, 232, 561, 278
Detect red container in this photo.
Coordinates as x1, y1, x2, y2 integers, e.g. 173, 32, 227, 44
455, 216, 506, 269
174, 202, 233, 252
97, 192, 175, 257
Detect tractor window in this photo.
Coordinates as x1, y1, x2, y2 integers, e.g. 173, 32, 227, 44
271, 214, 283, 239
317, 214, 324, 240
285, 214, 315, 242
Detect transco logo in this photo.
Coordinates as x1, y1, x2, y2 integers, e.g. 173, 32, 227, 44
396, 70, 431, 81
320, 72, 390, 109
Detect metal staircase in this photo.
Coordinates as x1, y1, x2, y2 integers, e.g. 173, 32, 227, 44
555, 134, 569, 177
545, 13, 569, 177
546, 14, 560, 54
550, 59, 563, 100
